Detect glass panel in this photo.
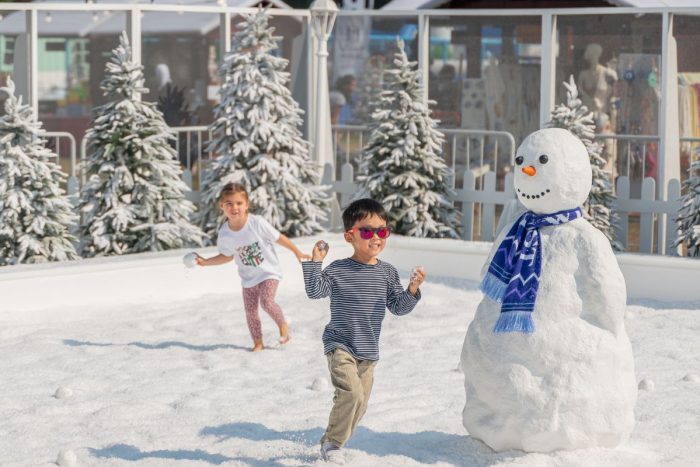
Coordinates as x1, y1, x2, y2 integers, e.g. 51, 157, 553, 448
36, 10, 126, 176
428, 15, 541, 137
556, 13, 662, 186
675, 15, 700, 183
0, 10, 25, 117
329, 15, 419, 127
427, 15, 540, 191
142, 11, 220, 127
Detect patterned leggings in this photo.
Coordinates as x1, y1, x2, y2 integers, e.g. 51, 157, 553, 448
241, 279, 287, 342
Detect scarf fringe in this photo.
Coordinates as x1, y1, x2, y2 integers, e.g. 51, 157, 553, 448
480, 272, 507, 303
493, 310, 535, 334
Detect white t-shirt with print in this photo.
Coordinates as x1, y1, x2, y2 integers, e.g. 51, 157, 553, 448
217, 214, 282, 288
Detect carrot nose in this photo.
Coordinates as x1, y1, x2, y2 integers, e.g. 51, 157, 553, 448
522, 166, 536, 176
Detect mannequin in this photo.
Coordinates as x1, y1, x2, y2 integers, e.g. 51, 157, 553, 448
579, 43, 618, 178
578, 43, 618, 132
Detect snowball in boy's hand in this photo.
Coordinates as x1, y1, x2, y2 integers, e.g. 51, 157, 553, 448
312, 240, 329, 261
57, 449, 77, 467
183, 252, 199, 268
54, 386, 73, 399
410, 266, 425, 284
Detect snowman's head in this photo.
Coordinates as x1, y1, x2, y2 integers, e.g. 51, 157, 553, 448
514, 128, 592, 214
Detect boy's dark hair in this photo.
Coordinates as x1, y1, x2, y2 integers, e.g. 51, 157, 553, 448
342, 198, 388, 230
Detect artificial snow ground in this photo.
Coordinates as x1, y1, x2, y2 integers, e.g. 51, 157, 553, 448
1, 236, 699, 467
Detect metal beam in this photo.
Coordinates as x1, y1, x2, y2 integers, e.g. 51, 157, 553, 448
659, 12, 681, 255
28, 9, 38, 114
539, 13, 556, 129
418, 13, 430, 106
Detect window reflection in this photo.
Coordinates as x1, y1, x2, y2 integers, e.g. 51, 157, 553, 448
556, 14, 662, 188
675, 15, 700, 183
0, 10, 21, 118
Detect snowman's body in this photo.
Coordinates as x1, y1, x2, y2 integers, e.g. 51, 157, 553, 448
461, 128, 636, 452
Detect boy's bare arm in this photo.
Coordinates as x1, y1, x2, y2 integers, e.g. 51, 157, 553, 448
195, 253, 234, 266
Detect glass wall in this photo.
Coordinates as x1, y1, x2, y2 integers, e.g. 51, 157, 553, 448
230, 13, 309, 120
675, 14, 700, 182
35, 10, 125, 139
328, 15, 419, 127
556, 14, 662, 186
142, 11, 219, 127
0, 10, 25, 117
428, 15, 541, 138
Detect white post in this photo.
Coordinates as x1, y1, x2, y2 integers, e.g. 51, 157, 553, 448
310, 0, 338, 174
659, 12, 681, 255
220, 11, 231, 55
539, 13, 557, 129
28, 9, 38, 114
418, 13, 430, 106
127, 8, 141, 102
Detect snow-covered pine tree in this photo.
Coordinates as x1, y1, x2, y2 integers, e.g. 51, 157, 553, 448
77, 32, 205, 257
675, 147, 700, 256
197, 8, 327, 239
0, 78, 78, 265
547, 75, 621, 250
357, 38, 460, 239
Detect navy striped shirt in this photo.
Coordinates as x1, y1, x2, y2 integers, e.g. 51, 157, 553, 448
302, 258, 421, 361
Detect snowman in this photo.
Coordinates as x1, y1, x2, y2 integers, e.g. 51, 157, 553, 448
460, 128, 636, 452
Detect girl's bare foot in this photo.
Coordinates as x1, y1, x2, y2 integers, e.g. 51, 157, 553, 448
279, 324, 291, 345
252, 340, 264, 352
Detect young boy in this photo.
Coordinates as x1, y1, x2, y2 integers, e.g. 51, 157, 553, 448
302, 198, 426, 463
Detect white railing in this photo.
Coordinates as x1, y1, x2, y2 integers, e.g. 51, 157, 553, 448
331, 124, 516, 186
594, 134, 661, 188
43, 131, 78, 198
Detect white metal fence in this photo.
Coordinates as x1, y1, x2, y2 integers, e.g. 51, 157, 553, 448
47, 125, 690, 256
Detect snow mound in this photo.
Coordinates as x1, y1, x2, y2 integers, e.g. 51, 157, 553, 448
310, 377, 329, 391
682, 373, 699, 383
54, 386, 73, 399
56, 449, 77, 467
638, 378, 655, 391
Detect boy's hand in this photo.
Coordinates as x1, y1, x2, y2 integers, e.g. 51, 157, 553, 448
408, 266, 425, 296
194, 255, 206, 266
312, 240, 329, 262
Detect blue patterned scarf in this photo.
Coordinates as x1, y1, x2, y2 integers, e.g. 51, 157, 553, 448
480, 207, 583, 333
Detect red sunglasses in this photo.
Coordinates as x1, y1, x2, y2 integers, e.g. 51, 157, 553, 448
348, 226, 391, 240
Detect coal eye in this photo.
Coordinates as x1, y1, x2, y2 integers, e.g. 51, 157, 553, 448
515, 155, 524, 165
539, 154, 549, 164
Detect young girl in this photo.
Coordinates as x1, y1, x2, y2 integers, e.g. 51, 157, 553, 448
195, 182, 310, 351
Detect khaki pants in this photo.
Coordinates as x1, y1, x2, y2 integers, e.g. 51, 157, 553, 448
321, 348, 376, 447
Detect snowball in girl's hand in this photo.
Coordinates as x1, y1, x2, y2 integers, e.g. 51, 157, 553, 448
183, 252, 199, 268
317, 241, 329, 251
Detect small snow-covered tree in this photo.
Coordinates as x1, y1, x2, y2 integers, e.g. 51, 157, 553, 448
547, 75, 621, 250
0, 78, 78, 265
357, 38, 460, 239
77, 32, 205, 257
197, 8, 327, 239
675, 148, 700, 256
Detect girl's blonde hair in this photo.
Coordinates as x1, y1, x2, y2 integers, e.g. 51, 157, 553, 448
218, 183, 249, 202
